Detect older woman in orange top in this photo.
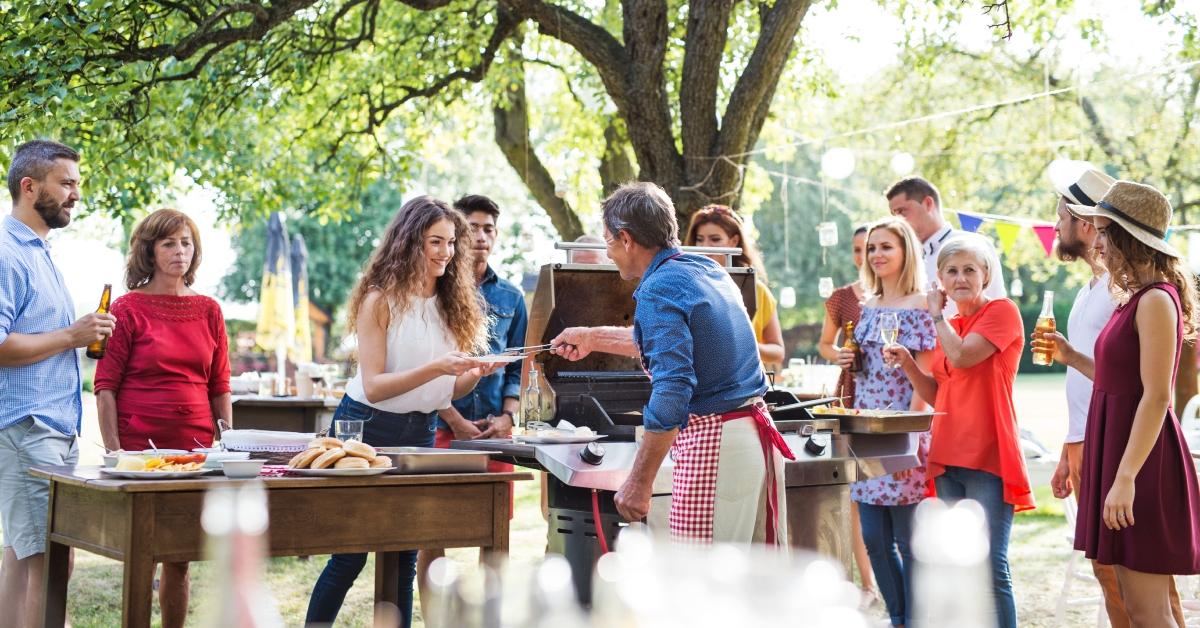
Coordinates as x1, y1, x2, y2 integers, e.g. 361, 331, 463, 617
885, 233, 1032, 628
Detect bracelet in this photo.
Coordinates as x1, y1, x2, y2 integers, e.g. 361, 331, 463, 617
932, 314, 945, 323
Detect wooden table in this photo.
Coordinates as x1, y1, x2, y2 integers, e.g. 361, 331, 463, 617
231, 396, 332, 432
33, 465, 532, 627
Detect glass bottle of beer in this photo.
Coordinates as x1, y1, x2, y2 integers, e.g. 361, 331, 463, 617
1032, 290, 1056, 366
523, 362, 543, 426
843, 321, 863, 373
85, 284, 113, 359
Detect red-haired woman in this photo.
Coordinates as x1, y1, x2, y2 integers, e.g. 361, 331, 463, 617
304, 196, 500, 628
94, 208, 232, 628
685, 205, 785, 369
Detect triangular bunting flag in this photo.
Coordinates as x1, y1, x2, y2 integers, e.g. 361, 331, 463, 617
958, 212, 984, 233
1032, 225, 1056, 257
994, 222, 1022, 256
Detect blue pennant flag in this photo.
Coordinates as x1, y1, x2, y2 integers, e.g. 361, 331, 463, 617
958, 212, 984, 233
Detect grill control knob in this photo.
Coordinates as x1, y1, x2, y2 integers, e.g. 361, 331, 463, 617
804, 434, 828, 457
580, 442, 605, 466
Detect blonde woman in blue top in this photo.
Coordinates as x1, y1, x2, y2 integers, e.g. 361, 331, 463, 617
837, 217, 935, 628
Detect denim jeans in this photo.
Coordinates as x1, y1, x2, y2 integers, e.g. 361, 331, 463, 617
305, 396, 437, 627
858, 502, 917, 627
934, 466, 1016, 628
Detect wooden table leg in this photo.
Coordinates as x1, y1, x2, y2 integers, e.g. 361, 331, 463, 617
122, 495, 155, 627
480, 482, 511, 569
40, 539, 70, 628
374, 551, 401, 609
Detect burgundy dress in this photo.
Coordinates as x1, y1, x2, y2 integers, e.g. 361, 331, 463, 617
1075, 282, 1200, 574
93, 292, 231, 451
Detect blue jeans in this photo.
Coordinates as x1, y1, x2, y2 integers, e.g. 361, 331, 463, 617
305, 396, 437, 628
858, 502, 917, 627
934, 466, 1016, 628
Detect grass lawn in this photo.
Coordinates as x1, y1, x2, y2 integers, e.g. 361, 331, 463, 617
10, 374, 1193, 626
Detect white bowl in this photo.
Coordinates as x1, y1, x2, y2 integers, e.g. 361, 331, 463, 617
221, 459, 266, 479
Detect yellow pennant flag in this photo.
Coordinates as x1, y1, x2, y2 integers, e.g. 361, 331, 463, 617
994, 222, 1022, 256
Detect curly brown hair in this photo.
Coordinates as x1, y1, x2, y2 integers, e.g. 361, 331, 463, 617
346, 196, 488, 352
684, 204, 767, 280
1100, 222, 1198, 342
124, 208, 202, 290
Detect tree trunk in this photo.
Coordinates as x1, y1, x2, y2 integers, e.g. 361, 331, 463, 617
1178, 342, 1198, 415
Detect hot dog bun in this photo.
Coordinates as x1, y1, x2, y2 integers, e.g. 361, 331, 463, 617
308, 437, 344, 449
334, 456, 370, 469
311, 447, 346, 469
342, 440, 376, 461
288, 447, 326, 469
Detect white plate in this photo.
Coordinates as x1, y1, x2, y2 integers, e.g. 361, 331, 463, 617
287, 467, 389, 477
515, 433, 607, 444
100, 468, 209, 480
475, 355, 526, 364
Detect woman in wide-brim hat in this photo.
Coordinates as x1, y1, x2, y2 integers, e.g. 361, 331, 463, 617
1040, 180, 1200, 625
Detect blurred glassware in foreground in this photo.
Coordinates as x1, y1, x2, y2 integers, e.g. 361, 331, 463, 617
198, 482, 284, 628
912, 498, 993, 628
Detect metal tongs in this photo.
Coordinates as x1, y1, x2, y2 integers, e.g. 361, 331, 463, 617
500, 343, 555, 357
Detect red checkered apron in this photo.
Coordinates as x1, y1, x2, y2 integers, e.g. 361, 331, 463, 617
668, 402, 795, 545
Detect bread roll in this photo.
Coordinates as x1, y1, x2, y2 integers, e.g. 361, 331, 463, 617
311, 447, 346, 469
342, 440, 376, 461
334, 456, 370, 469
369, 456, 393, 469
308, 436, 344, 449
288, 447, 326, 469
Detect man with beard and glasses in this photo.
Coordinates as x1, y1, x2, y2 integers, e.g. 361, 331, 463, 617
0, 139, 115, 628
1042, 165, 1186, 627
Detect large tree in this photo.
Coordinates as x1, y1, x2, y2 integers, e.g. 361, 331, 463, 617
0, 0, 1012, 235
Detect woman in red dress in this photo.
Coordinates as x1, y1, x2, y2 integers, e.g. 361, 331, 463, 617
1044, 181, 1200, 626
94, 208, 232, 628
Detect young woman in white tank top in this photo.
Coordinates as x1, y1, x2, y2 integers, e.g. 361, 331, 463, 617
306, 195, 500, 628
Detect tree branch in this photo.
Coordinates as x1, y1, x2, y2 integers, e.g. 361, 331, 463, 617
493, 64, 584, 239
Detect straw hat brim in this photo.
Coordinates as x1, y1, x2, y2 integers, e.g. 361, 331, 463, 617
1067, 202, 1181, 258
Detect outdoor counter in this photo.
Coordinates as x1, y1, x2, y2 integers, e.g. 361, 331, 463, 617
32, 465, 532, 627
231, 395, 334, 433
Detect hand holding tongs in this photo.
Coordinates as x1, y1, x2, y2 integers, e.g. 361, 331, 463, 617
500, 343, 554, 356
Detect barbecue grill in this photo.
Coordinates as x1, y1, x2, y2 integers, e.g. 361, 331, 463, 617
453, 255, 926, 604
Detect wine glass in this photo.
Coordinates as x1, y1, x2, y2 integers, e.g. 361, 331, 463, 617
879, 312, 900, 369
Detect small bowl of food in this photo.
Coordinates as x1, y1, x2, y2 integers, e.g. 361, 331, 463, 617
221, 459, 266, 479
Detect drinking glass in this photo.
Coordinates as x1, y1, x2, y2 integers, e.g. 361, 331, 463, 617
879, 312, 901, 369
335, 420, 364, 442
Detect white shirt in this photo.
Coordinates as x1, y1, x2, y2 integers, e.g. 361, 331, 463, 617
922, 226, 1007, 318
345, 296, 457, 414
1065, 273, 1116, 443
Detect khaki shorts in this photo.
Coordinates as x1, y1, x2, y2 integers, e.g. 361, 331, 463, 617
0, 417, 77, 559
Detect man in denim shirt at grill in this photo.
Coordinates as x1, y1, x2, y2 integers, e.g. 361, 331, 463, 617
551, 182, 794, 545
417, 194, 528, 611
0, 140, 115, 627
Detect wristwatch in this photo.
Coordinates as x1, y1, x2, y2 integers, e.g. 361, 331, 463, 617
932, 314, 945, 323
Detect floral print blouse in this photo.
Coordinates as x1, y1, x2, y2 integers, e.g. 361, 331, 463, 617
849, 306, 937, 506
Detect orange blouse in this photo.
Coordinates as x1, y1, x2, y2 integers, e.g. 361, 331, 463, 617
928, 298, 1034, 512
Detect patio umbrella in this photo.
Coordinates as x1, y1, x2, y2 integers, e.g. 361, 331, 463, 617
290, 233, 313, 363
255, 212, 295, 378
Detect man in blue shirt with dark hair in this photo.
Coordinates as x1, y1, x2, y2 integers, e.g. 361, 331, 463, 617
0, 140, 115, 627
552, 182, 793, 546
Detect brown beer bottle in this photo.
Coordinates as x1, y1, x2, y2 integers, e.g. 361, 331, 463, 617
85, 284, 112, 360
843, 321, 863, 373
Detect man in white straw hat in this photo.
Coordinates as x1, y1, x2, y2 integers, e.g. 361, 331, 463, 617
1042, 166, 1186, 627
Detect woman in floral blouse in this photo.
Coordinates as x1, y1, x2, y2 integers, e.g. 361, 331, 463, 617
837, 218, 935, 628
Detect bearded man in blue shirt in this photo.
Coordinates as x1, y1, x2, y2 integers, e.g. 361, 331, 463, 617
552, 182, 794, 545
